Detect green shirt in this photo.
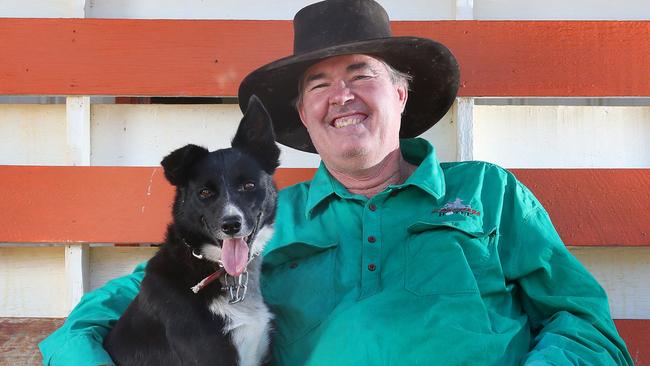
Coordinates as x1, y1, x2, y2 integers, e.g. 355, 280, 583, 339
40, 138, 632, 365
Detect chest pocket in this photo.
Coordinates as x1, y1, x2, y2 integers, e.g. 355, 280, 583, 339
261, 242, 337, 346
405, 218, 495, 296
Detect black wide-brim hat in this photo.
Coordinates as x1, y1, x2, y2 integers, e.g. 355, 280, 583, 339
238, 0, 460, 153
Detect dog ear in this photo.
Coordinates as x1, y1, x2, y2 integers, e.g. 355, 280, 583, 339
232, 95, 281, 175
161, 144, 210, 186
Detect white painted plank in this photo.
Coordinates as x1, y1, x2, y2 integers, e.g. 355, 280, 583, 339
89, 104, 458, 167
475, 0, 650, 20
5, 0, 645, 20
89, 246, 156, 291
1, 246, 648, 318
0, 0, 84, 18
89, 104, 319, 168
0, 105, 69, 165
84, 0, 455, 20
0, 247, 67, 317
570, 247, 650, 320
473, 106, 650, 168
417, 108, 458, 163
4, 104, 647, 168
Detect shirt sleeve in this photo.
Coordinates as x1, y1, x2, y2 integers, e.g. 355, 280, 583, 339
501, 181, 633, 365
39, 261, 146, 366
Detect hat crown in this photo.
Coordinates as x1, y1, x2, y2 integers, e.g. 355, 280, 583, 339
293, 0, 391, 55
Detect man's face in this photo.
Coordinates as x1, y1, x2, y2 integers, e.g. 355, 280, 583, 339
297, 54, 408, 172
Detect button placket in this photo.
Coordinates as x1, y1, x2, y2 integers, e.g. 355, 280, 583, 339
360, 200, 381, 299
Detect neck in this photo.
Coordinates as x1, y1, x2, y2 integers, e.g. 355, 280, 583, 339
327, 149, 417, 198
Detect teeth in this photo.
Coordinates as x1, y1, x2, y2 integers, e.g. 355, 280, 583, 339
334, 117, 363, 129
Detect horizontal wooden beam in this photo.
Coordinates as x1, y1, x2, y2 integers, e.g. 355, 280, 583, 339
1, 19, 648, 97
0, 166, 648, 245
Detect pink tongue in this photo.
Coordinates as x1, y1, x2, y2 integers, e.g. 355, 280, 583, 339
221, 238, 249, 276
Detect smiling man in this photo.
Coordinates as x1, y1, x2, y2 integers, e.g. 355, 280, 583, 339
41, 1, 632, 365
297, 54, 415, 197
299, 55, 406, 161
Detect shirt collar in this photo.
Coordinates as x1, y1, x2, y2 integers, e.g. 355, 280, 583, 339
399, 138, 446, 199
305, 138, 446, 218
305, 162, 338, 218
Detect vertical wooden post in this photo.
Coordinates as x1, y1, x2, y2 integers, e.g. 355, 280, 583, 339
65, 243, 89, 311
455, 0, 474, 20
65, 96, 91, 165
454, 98, 475, 161
64, 96, 91, 312
454, 0, 475, 161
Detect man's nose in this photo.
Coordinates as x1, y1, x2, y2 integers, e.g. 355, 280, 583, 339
329, 80, 354, 105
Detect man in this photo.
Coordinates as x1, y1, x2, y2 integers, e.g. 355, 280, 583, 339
41, 0, 632, 365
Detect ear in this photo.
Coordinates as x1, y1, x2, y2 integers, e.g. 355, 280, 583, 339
161, 144, 210, 186
232, 95, 281, 174
297, 100, 308, 128
397, 83, 408, 112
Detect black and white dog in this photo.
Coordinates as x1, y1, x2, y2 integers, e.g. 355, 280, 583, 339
104, 96, 279, 366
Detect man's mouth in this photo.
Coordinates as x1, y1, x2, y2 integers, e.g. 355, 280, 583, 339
331, 113, 367, 129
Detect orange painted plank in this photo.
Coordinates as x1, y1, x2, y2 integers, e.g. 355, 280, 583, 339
1, 19, 648, 97
0, 167, 648, 245
512, 169, 650, 247
0, 166, 315, 244
615, 319, 650, 366
1, 19, 292, 97
395, 21, 650, 97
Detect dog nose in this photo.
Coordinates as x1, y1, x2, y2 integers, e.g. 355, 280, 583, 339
221, 217, 242, 235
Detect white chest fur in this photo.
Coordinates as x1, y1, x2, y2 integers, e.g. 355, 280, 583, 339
207, 226, 274, 366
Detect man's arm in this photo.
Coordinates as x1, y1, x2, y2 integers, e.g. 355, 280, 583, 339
502, 181, 633, 365
39, 262, 146, 366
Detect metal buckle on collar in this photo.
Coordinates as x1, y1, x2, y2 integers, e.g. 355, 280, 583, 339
222, 271, 249, 304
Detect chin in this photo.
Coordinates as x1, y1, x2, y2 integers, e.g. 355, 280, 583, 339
337, 143, 370, 159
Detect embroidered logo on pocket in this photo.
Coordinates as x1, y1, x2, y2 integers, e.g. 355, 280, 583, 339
433, 198, 480, 217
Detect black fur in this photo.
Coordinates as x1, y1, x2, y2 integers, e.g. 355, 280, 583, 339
104, 95, 279, 366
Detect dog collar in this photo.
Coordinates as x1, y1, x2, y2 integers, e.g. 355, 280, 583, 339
190, 268, 225, 294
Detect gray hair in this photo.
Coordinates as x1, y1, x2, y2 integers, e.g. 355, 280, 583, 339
294, 57, 412, 110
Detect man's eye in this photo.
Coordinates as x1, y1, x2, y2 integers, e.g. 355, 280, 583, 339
198, 188, 214, 199
309, 83, 328, 91
352, 74, 372, 81
242, 182, 256, 191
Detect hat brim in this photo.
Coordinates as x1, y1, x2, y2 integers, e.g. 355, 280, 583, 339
238, 36, 459, 153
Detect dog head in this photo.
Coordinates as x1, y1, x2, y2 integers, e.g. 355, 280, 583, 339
161, 95, 280, 276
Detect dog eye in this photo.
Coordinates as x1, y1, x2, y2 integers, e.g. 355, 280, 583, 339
198, 188, 214, 199
242, 182, 256, 191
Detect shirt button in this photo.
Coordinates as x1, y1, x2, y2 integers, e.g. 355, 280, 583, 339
369, 204, 377, 211
289, 262, 298, 269
368, 263, 376, 271
389, 190, 398, 197
368, 236, 376, 243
